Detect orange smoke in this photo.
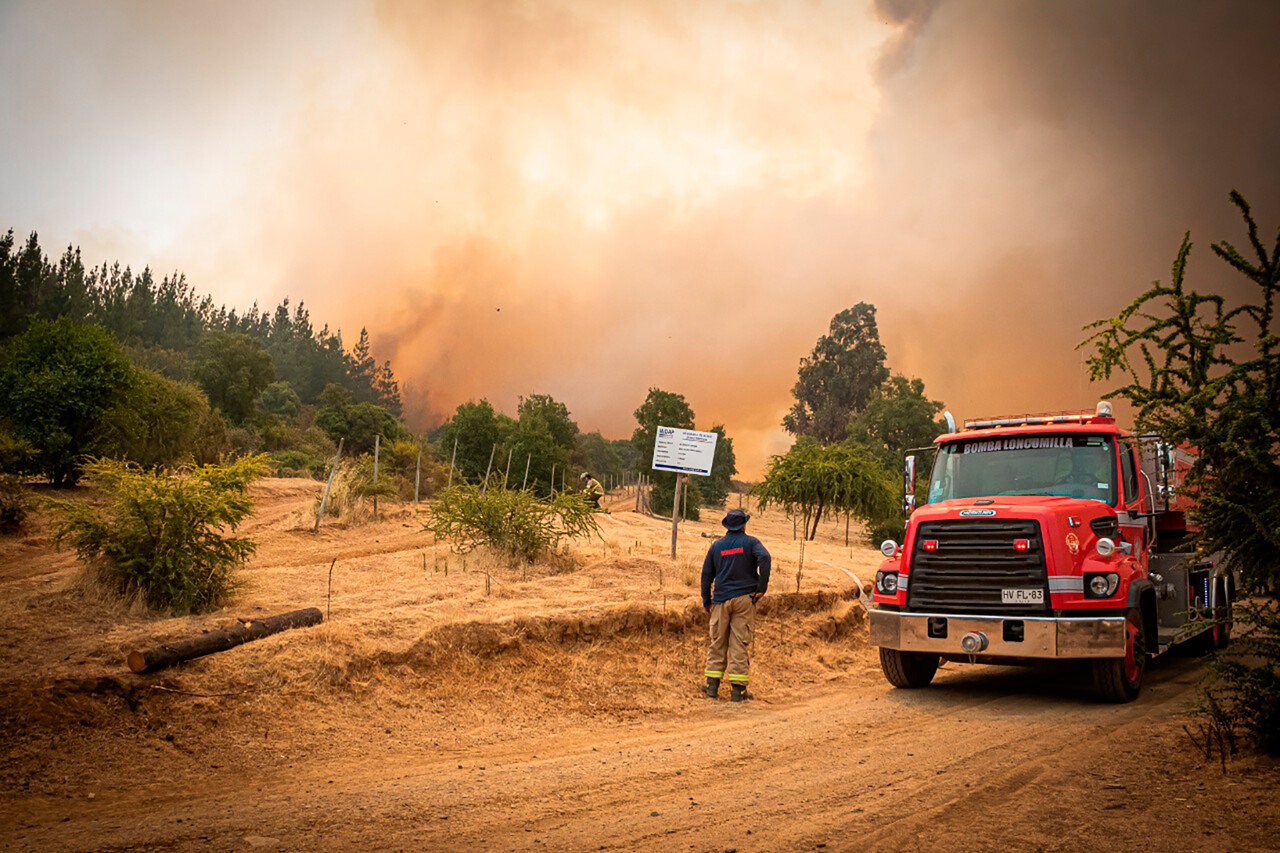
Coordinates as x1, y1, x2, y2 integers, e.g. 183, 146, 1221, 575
3, 1, 1278, 477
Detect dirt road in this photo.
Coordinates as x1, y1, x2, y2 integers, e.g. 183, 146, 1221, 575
3, 483, 1276, 851
8, 651, 1276, 852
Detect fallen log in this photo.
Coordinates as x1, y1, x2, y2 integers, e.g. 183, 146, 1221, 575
127, 607, 323, 674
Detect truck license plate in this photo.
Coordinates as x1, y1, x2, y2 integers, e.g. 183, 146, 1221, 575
1001, 588, 1043, 604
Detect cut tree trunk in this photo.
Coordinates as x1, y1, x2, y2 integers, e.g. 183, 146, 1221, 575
127, 607, 323, 674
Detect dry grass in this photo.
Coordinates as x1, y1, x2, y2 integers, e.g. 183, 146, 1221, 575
0, 480, 885, 797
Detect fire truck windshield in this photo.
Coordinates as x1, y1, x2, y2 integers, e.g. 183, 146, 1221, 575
927, 434, 1116, 504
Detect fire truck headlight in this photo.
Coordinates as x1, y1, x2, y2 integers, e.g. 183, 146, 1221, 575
1095, 537, 1117, 558
875, 571, 898, 594
1085, 572, 1120, 598
880, 539, 898, 558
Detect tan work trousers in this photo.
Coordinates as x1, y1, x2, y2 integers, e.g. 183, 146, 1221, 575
705, 594, 756, 684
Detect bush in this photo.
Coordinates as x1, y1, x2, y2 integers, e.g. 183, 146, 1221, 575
314, 456, 397, 521
377, 438, 433, 499
97, 368, 228, 467
651, 475, 703, 520
227, 426, 262, 455
257, 380, 302, 418
0, 423, 33, 474
0, 318, 135, 485
50, 455, 267, 613
429, 485, 600, 563
314, 398, 404, 455
269, 449, 321, 478
865, 515, 906, 549
0, 474, 31, 532
1197, 601, 1280, 756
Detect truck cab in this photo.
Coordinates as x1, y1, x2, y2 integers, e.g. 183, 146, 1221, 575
869, 402, 1233, 702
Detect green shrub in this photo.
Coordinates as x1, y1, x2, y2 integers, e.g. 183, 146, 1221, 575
97, 368, 227, 468
257, 380, 302, 418
865, 515, 906, 549
314, 398, 403, 455
0, 423, 33, 474
269, 449, 321, 478
377, 438, 447, 499
50, 455, 267, 613
1197, 601, 1280, 756
429, 485, 600, 563
651, 475, 703, 520
0, 318, 135, 486
315, 455, 397, 521
227, 426, 262, 455
0, 474, 31, 532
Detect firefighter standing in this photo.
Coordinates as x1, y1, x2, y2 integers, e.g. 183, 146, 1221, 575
579, 472, 604, 509
701, 508, 772, 702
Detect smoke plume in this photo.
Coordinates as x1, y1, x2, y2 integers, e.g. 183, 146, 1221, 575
2, 0, 1277, 475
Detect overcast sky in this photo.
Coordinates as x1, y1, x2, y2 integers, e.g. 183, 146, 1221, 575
3, 0, 1277, 476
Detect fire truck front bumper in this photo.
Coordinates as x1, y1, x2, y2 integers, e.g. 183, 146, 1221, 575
869, 609, 1126, 659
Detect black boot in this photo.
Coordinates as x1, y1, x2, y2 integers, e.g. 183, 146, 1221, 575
701, 677, 720, 699
730, 683, 750, 702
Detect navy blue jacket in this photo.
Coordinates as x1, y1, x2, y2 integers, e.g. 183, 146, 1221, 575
701, 531, 772, 606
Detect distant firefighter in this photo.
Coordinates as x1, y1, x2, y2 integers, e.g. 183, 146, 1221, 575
579, 471, 604, 509
701, 508, 772, 702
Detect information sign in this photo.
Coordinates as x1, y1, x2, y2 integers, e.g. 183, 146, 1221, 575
651, 427, 718, 477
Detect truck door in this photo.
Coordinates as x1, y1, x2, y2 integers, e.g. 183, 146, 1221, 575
1118, 441, 1148, 566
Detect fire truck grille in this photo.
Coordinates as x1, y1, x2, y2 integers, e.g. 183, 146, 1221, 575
906, 519, 1051, 615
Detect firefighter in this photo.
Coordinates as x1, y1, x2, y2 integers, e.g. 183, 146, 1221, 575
700, 508, 772, 702
579, 471, 604, 509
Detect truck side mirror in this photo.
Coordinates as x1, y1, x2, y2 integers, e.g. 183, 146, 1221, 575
903, 455, 917, 517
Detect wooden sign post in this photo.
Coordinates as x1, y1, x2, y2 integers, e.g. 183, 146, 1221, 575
652, 426, 718, 561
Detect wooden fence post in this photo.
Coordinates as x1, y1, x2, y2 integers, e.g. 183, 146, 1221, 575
670, 473, 685, 559
372, 434, 380, 518
447, 436, 458, 489
314, 438, 344, 532
522, 453, 531, 490
502, 447, 513, 489
482, 444, 496, 494
414, 443, 422, 503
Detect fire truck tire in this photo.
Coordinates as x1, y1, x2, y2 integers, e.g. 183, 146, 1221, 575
1093, 607, 1146, 703
879, 648, 940, 688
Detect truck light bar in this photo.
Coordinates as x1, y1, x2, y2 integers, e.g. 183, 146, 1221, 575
963, 411, 1110, 430
963, 401, 1116, 431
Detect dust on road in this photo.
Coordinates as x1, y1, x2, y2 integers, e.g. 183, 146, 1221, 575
1, 482, 1276, 851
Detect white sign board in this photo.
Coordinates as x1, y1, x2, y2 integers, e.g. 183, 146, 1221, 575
652, 426, 718, 477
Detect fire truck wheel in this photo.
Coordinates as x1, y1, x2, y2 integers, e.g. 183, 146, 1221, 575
879, 648, 940, 689
1093, 607, 1146, 703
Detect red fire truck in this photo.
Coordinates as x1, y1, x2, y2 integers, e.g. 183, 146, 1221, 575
869, 402, 1234, 702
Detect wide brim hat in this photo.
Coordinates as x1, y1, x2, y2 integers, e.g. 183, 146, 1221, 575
721, 509, 749, 530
